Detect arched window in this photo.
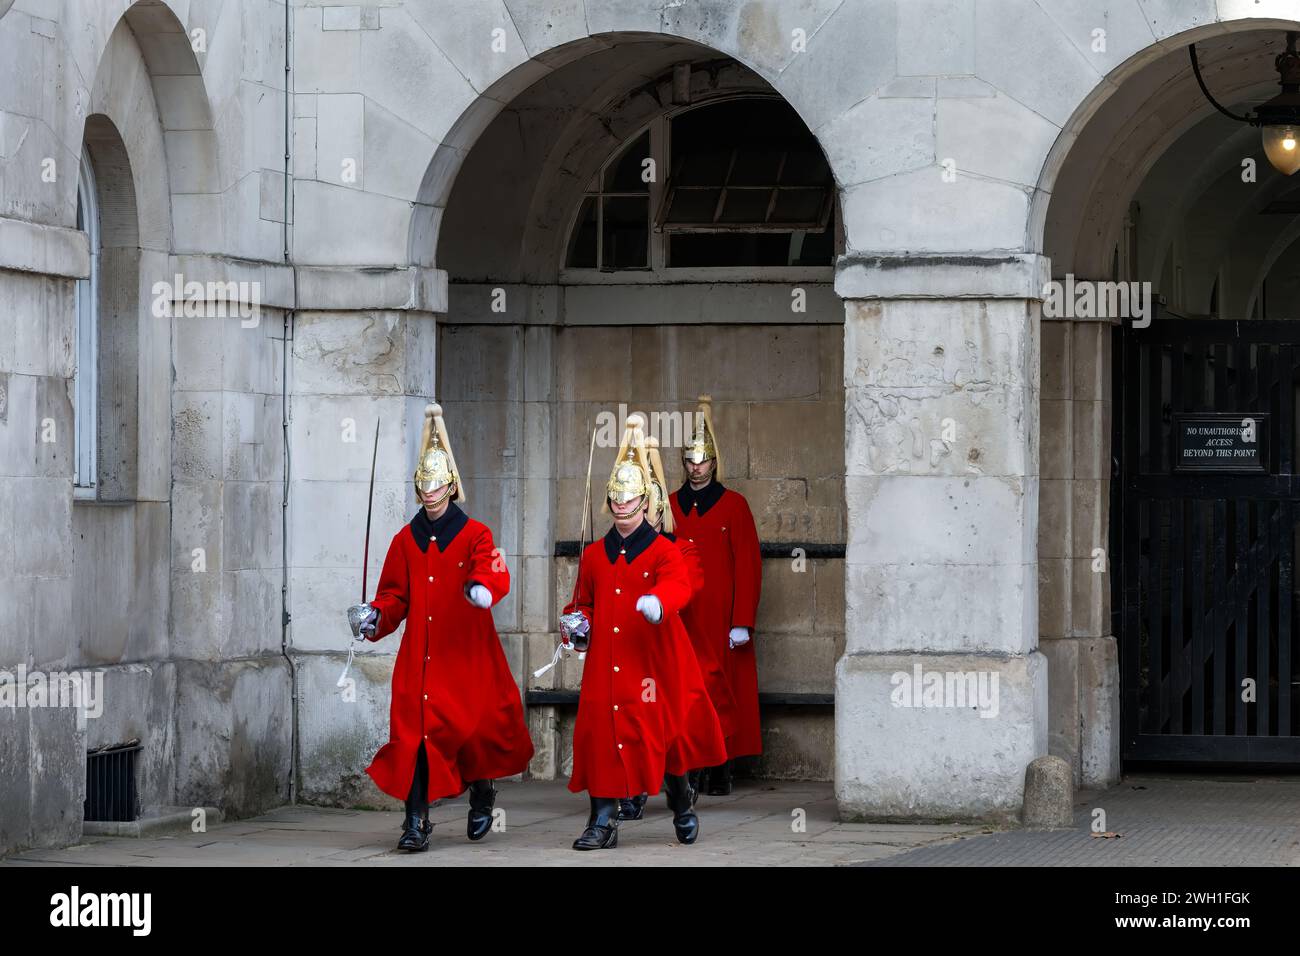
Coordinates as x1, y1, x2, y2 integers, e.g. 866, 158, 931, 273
565, 97, 836, 274
74, 149, 100, 497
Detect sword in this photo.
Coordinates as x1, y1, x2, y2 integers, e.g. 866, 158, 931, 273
339, 417, 381, 688
361, 416, 381, 603
538, 425, 597, 678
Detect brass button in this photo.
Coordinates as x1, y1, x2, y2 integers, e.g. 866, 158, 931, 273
688, 538, 694, 543
617, 743, 623, 750
643, 572, 649, 578
613, 666, 620, 673
615, 588, 621, 594
427, 616, 432, 621
613, 705, 619, 711
458, 561, 464, 567
423, 694, 428, 700
613, 627, 619, 634
620, 548, 626, 554
427, 576, 433, 582
432, 535, 437, 541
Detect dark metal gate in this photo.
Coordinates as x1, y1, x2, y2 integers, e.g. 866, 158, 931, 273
1115, 319, 1300, 762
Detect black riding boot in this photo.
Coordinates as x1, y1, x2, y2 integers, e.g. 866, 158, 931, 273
466, 779, 496, 841
687, 769, 704, 806
397, 746, 432, 852
572, 797, 620, 850
618, 792, 649, 821
663, 773, 699, 845
706, 759, 733, 795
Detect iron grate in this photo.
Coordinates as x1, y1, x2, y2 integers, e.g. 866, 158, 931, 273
84, 740, 141, 823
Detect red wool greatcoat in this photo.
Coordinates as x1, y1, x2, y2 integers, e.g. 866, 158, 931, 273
670, 481, 763, 759
660, 532, 729, 772
364, 503, 534, 802
564, 519, 726, 797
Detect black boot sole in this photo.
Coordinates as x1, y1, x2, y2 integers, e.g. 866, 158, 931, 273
571, 826, 619, 850
397, 829, 432, 852
467, 813, 492, 841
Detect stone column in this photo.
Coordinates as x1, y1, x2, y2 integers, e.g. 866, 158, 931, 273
835, 254, 1048, 823
1039, 312, 1119, 788
0, 219, 87, 852
286, 266, 445, 807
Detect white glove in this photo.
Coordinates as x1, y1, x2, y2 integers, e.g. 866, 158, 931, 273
636, 595, 662, 624
466, 584, 492, 608
347, 603, 379, 638
729, 626, 751, 648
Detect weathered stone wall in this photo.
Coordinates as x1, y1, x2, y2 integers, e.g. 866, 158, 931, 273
8, 0, 1298, 854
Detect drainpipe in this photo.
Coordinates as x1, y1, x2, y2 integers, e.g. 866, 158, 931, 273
279, 0, 299, 805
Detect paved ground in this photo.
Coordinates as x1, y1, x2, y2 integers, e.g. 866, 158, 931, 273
4, 774, 1298, 866
1, 780, 982, 867
866, 774, 1300, 867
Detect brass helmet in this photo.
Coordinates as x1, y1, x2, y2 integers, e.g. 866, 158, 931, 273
684, 393, 722, 480
645, 435, 674, 534
605, 413, 652, 509
413, 402, 464, 505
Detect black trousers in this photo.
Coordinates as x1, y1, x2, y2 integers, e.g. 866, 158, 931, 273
407, 743, 429, 806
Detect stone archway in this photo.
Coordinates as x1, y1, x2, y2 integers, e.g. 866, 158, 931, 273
1034, 20, 1300, 784
423, 36, 849, 786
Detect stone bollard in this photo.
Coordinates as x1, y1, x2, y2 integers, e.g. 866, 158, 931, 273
1022, 755, 1074, 829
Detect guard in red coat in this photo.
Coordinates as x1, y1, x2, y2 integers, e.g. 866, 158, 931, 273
559, 415, 725, 850
348, 403, 533, 852
670, 395, 763, 795
616, 436, 727, 823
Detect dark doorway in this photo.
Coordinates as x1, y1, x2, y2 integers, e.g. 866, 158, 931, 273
1114, 319, 1300, 762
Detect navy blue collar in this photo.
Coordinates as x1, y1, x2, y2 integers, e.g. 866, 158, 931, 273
677, 479, 724, 517
603, 518, 656, 564
411, 502, 468, 553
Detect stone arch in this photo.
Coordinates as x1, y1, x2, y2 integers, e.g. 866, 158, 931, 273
436, 50, 836, 283
1033, 22, 1300, 276
67, 1, 221, 251
1029, 16, 1300, 787
406, 0, 900, 271
426, 28, 849, 785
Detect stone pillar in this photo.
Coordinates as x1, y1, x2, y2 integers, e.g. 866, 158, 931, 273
286, 266, 445, 807
835, 254, 1048, 823
1039, 312, 1120, 789
0, 219, 87, 853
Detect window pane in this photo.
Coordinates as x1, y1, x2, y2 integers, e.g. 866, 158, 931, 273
566, 196, 598, 268
793, 226, 834, 266
665, 187, 721, 224
669, 233, 792, 267
771, 188, 826, 224
729, 149, 782, 186
674, 148, 731, 187
669, 226, 834, 268
780, 148, 830, 186
603, 131, 651, 193
601, 196, 648, 269
718, 188, 773, 223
